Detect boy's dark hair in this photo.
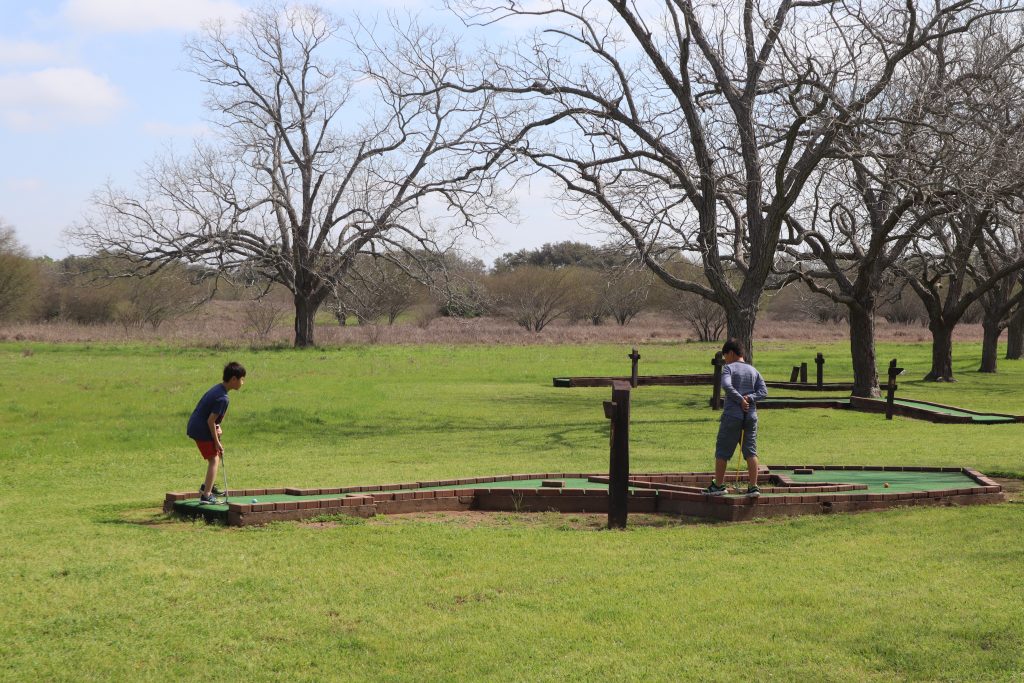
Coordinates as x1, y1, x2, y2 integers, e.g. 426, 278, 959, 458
721, 338, 746, 358
223, 361, 247, 382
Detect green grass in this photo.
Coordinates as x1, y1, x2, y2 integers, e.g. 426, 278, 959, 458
1, 340, 1023, 681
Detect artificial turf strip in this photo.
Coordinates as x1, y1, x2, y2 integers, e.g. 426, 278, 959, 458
780, 469, 980, 493
758, 396, 1017, 422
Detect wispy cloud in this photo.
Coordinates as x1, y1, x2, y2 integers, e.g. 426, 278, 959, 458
0, 67, 125, 130
0, 39, 67, 67
61, 0, 245, 32
3, 177, 45, 193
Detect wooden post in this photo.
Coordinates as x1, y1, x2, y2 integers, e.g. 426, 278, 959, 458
790, 366, 800, 382
628, 347, 641, 388
886, 358, 904, 420
800, 362, 808, 383
711, 352, 723, 409
605, 380, 631, 529
815, 353, 825, 387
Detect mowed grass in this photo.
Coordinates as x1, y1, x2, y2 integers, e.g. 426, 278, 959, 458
1, 340, 1023, 682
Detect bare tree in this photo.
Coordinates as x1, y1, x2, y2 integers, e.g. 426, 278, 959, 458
488, 265, 579, 332
331, 254, 421, 325
70, 5, 514, 347
0, 221, 38, 322
1006, 299, 1024, 359
973, 220, 1024, 372
445, 0, 1016, 360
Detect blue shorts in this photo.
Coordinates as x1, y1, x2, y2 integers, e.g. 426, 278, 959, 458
715, 413, 758, 460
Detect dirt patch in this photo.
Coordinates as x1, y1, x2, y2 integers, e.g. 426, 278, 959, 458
303, 510, 713, 530
994, 477, 1024, 502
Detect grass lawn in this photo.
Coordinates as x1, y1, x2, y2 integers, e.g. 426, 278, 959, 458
1, 340, 1022, 681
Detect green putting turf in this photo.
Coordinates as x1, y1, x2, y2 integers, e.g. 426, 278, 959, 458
758, 396, 1017, 423
777, 468, 980, 493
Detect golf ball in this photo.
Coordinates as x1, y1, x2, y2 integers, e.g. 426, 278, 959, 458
251, 498, 259, 503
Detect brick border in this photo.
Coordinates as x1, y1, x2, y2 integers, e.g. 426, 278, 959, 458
167, 466, 1005, 526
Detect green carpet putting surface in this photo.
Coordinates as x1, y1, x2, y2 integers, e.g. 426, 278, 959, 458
758, 396, 1017, 423
775, 468, 979, 494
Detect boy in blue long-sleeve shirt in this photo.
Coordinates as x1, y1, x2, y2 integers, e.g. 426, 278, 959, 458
705, 339, 767, 498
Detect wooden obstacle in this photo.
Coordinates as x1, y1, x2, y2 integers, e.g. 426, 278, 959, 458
554, 347, 853, 392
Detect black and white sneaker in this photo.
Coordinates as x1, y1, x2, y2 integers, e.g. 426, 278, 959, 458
704, 481, 728, 496
198, 494, 220, 505
199, 484, 224, 496
746, 485, 761, 498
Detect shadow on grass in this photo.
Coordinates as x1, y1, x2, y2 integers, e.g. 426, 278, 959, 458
92, 503, 223, 528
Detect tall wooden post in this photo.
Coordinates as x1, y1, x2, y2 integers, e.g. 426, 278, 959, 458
604, 380, 631, 529
886, 358, 904, 420
711, 352, 723, 409
789, 366, 800, 382
800, 362, 808, 384
815, 353, 825, 388
628, 347, 641, 388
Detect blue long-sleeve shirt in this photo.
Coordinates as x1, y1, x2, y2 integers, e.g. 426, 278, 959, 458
721, 362, 768, 419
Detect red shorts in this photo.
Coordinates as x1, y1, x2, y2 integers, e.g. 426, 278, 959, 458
194, 440, 220, 460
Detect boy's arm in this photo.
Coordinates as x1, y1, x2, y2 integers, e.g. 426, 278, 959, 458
749, 372, 769, 403
207, 413, 224, 454
721, 365, 744, 403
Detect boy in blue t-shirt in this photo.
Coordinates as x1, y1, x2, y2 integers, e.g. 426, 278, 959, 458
705, 339, 767, 498
187, 362, 246, 504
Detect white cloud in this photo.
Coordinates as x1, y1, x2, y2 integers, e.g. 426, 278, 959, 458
0, 39, 66, 67
0, 67, 125, 130
62, 0, 245, 32
3, 178, 45, 193
142, 121, 211, 138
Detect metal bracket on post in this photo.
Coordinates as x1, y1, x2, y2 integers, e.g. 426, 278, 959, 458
886, 358, 905, 420
607, 380, 631, 529
628, 347, 641, 388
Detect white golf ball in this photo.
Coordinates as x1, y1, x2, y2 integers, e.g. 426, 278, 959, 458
251, 498, 259, 503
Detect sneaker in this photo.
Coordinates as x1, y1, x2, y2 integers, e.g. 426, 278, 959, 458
199, 484, 224, 496
746, 485, 761, 498
198, 494, 220, 505
704, 481, 728, 496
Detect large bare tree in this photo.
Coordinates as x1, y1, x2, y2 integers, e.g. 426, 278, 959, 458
780, 17, 1024, 395
70, 5, 514, 346
445, 0, 1016, 359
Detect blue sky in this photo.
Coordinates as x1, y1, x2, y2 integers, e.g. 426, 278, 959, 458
0, 0, 589, 263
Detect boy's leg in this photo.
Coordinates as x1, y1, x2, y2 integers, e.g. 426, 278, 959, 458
742, 416, 759, 486
746, 456, 759, 487
715, 457, 728, 485
709, 415, 740, 490
202, 455, 220, 496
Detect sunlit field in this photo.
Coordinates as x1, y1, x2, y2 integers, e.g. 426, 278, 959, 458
1, 340, 1022, 681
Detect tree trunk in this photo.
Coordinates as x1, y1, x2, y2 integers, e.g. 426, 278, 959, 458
924, 320, 956, 381
1006, 306, 1024, 360
848, 304, 880, 397
293, 294, 320, 348
724, 305, 756, 362
978, 316, 1002, 373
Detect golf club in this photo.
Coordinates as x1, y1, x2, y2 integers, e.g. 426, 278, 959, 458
220, 451, 230, 504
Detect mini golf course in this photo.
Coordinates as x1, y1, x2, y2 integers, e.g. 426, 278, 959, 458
167, 466, 1004, 526
757, 396, 1024, 424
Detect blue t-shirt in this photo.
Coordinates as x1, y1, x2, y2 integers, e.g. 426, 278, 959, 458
721, 362, 768, 419
187, 384, 229, 441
